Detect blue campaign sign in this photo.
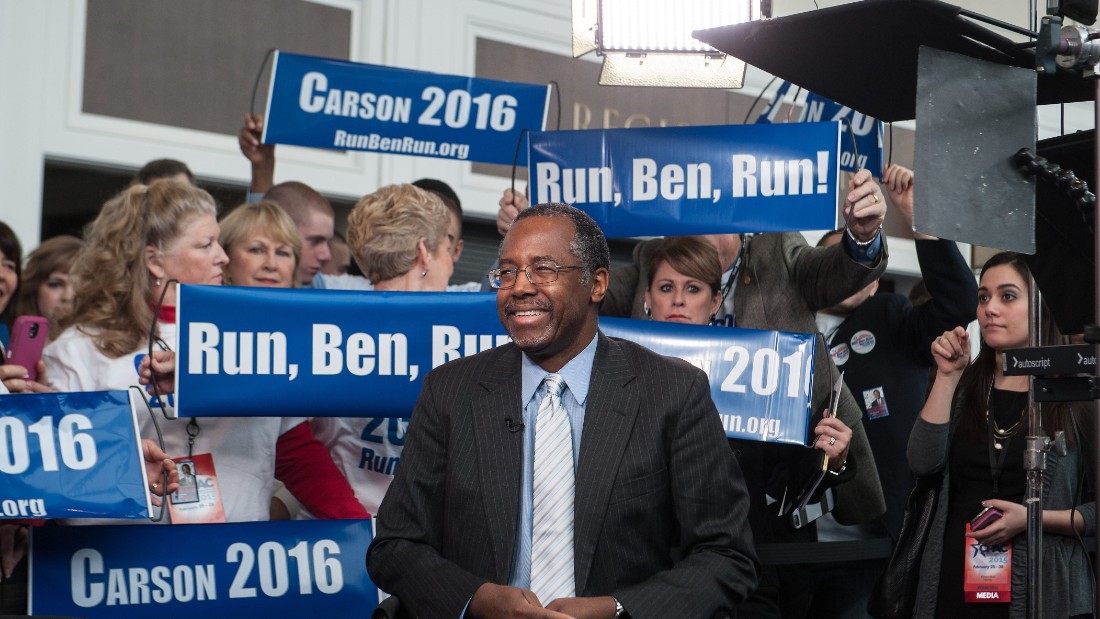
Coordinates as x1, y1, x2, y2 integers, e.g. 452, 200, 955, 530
29, 519, 377, 618
526, 122, 842, 238
602, 318, 815, 445
177, 285, 814, 445
0, 390, 151, 520
755, 81, 884, 177
175, 285, 511, 419
263, 51, 549, 165
755, 80, 797, 125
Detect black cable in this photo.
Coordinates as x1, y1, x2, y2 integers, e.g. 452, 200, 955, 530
130, 386, 168, 523
510, 128, 531, 201
841, 116, 860, 170
548, 80, 562, 131
887, 122, 895, 170
250, 48, 278, 119
142, 277, 180, 521
839, 117, 863, 233
741, 76, 780, 124
786, 86, 803, 122
147, 278, 178, 422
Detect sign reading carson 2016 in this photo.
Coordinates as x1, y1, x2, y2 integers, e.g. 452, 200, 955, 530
263, 51, 549, 166
527, 122, 843, 238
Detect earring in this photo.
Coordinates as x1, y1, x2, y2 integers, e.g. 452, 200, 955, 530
421, 269, 429, 278
643, 302, 651, 318
155, 278, 162, 287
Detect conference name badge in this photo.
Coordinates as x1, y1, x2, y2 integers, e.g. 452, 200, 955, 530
964, 523, 1011, 603
168, 453, 226, 524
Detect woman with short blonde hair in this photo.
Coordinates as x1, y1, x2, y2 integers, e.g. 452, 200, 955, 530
346, 184, 450, 288
314, 182, 456, 515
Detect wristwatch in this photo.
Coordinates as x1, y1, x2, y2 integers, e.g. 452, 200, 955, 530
614, 598, 627, 618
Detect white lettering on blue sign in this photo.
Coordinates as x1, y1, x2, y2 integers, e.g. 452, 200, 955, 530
418, 87, 518, 132
227, 540, 344, 598
534, 162, 619, 206
71, 549, 216, 607
0, 498, 46, 517
720, 414, 783, 441
0, 414, 98, 475
69, 539, 346, 608
632, 159, 720, 203
298, 71, 412, 123
431, 326, 511, 369
719, 344, 810, 399
312, 324, 418, 381
188, 322, 298, 381
730, 151, 830, 198
332, 131, 471, 160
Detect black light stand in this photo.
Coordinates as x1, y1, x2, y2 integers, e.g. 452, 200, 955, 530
1035, 16, 1100, 616
1013, 143, 1098, 618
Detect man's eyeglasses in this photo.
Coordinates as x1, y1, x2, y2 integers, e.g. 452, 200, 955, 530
487, 263, 584, 289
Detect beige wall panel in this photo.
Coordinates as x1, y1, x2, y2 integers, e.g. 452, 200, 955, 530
82, 0, 351, 136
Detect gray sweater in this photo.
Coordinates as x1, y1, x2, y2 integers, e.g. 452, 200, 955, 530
907, 402, 1095, 618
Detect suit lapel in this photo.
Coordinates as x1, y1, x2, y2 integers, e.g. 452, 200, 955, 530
573, 334, 639, 593
472, 345, 524, 583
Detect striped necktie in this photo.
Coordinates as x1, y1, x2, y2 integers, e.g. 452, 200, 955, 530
530, 373, 576, 602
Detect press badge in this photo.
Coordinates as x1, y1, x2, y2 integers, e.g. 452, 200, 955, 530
964, 524, 1011, 603
168, 453, 227, 524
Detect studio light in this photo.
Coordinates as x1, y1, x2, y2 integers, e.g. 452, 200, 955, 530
572, 0, 763, 88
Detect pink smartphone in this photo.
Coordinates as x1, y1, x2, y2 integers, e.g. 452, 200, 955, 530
5, 315, 49, 382
970, 506, 1004, 531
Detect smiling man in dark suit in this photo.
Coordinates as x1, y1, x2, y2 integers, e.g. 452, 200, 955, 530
367, 203, 757, 618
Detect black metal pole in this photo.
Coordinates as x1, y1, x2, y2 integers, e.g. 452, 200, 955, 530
1024, 275, 1044, 619
1093, 78, 1100, 619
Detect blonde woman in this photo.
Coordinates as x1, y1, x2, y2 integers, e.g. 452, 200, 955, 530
219, 200, 300, 289
311, 184, 454, 515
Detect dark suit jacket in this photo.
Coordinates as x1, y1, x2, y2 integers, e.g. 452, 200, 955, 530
367, 333, 758, 618
600, 233, 888, 525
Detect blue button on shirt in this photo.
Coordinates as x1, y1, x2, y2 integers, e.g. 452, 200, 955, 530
508, 333, 598, 590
